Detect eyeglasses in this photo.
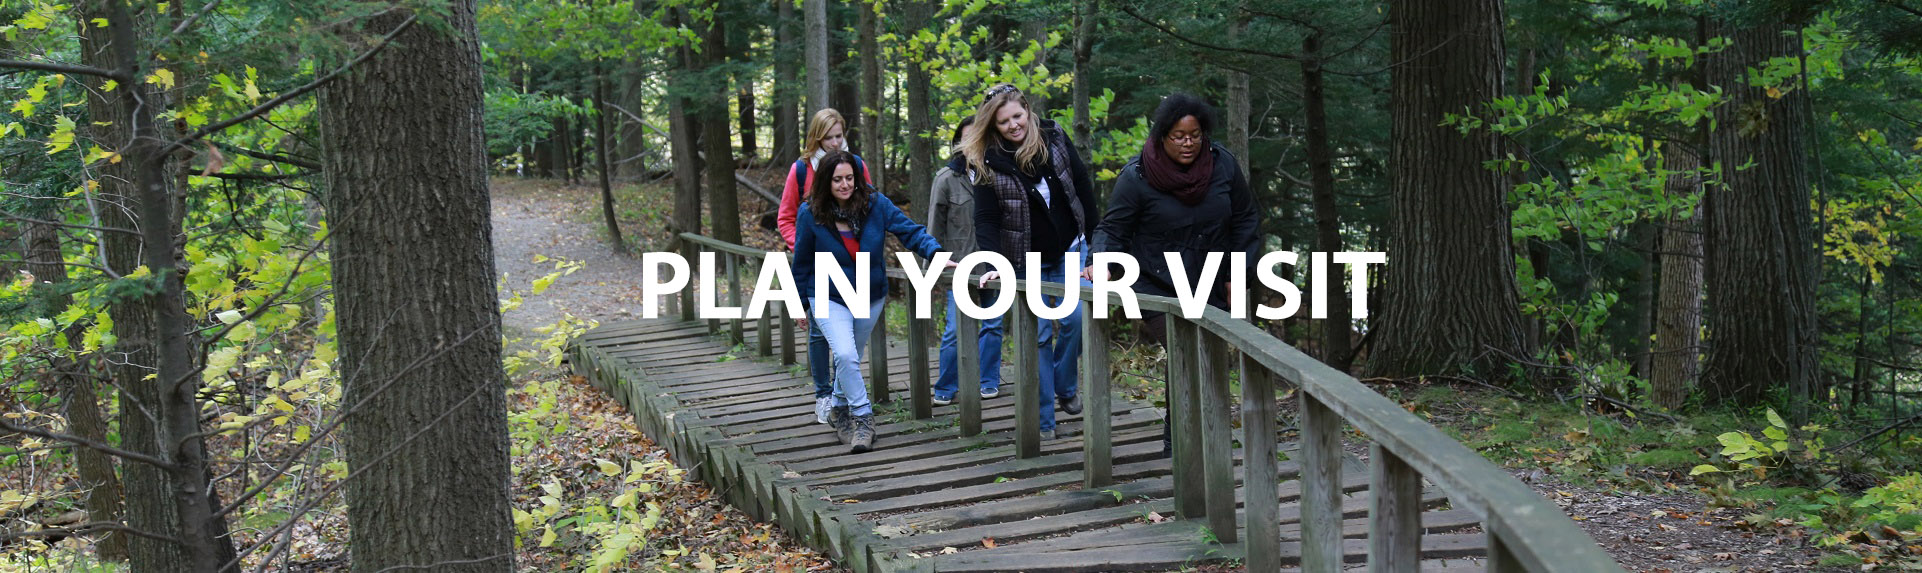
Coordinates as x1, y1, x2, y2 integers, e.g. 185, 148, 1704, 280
1166, 132, 1203, 145
984, 84, 1019, 99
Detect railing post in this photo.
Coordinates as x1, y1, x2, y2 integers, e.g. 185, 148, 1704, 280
909, 309, 932, 419
1487, 525, 1524, 572
779, 298, 795, 366
1198, 330, 1236, 542
869, 297, 890, 404
1371, 443, 1422, 571
727, 253, 745, 344
1168, 318, 1204, 518
1241, 355, 1280, 572
1012, 293, 1041, 459
756, 260, 772, 357
1081, 299, 1111, 488
679, 240, 696, 322
1300, 392, 1343, 573
956, 291, 982, 436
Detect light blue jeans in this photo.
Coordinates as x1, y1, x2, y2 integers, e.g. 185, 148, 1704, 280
935, 291, 1004, 400
814, 297, 888, 417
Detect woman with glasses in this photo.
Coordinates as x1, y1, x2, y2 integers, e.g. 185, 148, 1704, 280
1091, 93, 1261, 457
779, 108, 874, 426
957, 84, 1097, 441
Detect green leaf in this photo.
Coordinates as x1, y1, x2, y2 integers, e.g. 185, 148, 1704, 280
1690, 464, 1721, 475
1765, 409, 1786, 429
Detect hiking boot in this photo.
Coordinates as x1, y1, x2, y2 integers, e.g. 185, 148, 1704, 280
981, 387, 999, 400
829, 406, 852, 444
815, 396, 833, 424
1058, 394, 1082, 416
849, 414, 876, 453
932, 394, 954, 406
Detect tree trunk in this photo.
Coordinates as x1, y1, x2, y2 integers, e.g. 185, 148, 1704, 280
1701, 9, 1819, 417
774, 0, 800, 161
858, 0, 884, 194
705, 10, 742, 244
804, 0, 830, 115
738, 86, 758, 161
597, 72, 627, 253
1223, 6, 1250, 176
1651, 147, 1703, 410
1070, 0, 1095, 161
1372, 0, 1532, 381
830, 3, 857, 123
21, 221, 128, 562
1021, 20, 1051, 118
318, 3, 516, 571
1302, 33, 1351, 372
670, 8, 705, 239
902, 0, 935, 216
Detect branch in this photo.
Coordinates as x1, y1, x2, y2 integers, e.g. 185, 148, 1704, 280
212, 142, 321, 170
1116, 5, 1303, 62
0, 521, 184, 545
207, 172, 309, 182
164, 14, 418, 155
0, 59, 129, 81
167, 0, 226, 38
0, 419, 173, 469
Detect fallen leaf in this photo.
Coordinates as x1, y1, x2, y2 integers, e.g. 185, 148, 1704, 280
981, 537, 997, 549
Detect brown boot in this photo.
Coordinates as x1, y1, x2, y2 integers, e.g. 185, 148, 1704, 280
829, 406, 852, 444
849, 414, 876, 454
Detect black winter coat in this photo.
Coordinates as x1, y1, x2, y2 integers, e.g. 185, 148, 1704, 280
1091, 143, 1262, 302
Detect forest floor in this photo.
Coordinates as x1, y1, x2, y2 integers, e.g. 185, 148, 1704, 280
492, 175, 1875, 572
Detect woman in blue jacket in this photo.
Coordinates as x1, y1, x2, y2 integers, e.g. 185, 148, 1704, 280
793, 150, 948, 454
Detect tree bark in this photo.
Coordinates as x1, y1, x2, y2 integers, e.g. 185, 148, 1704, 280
1022, 19, 1051, 118
1701, 9, 1819, 417
318, 3, 516, 571
704, 9, 742, 244
670, 8, 706, 239
1302, 33, 1351, 372
804, 0, 830, 115
1070, 0, 1095, 161
1651, 147, 1703, 410
597, 71, 626, 253
902, 0, 936, 216
857, 0, 884, 194
1372, 0, 1532, 381
774, 0, 800, 161
1224, 6, 1251, 177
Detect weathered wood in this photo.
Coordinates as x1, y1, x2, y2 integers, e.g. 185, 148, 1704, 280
1081, 299, 1112, 488
869, 299, 891, 404
727, 252, 744, 344
1012, 296, 1041, 458
908, 314, 932, 419
956, 294, 983, 437
1199, 330, 1237, 542
757, 299, 773, 357
779, 302, 796, 365
1371, 444, 1423, 571
1300, 392, 1343, 573
1488, 525, 1525, 572
680, 242, 697, 322
1243, 355, 1281, 572
1167, 318, 1204, 518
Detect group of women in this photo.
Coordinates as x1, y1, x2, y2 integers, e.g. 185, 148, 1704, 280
779, 86, 1262, 456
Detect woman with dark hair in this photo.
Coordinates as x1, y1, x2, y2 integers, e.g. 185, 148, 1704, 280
779, 108, 875, 426
1092, 93, 1262, 456
793, 150, 947, 454
959, 84, 1097, 441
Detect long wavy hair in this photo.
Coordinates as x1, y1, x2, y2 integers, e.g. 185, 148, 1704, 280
807, 150, 873, 230
955, 85, 1049, 177
801, 108, 847, 160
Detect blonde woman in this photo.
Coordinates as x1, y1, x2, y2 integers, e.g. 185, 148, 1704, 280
958, 84, 1096, 440
779, 108, 874, 425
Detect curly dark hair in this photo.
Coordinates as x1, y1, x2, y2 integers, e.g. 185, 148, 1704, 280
807, 150, 873, 228
1147, 93, 1219, 144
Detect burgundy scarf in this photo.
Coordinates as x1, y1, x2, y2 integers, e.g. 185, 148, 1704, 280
1140, 138, 1214, 206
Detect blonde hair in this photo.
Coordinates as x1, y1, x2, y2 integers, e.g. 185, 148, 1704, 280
801, 108, 847, 159
955, 88, 1049, 178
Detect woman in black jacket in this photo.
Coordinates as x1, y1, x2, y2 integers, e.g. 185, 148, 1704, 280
1092, 94, 1262, 456
958, 84, 1097, 440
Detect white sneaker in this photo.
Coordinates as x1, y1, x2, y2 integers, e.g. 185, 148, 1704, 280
981, 387, 1000, 400
815, 396, 832, 424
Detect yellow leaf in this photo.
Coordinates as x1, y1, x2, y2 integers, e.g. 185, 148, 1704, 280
539, 525, 556, 547
595, 458, 621, 476
293, 425, 311, 443
147, 69, 176, 90
101, 79, 117, 93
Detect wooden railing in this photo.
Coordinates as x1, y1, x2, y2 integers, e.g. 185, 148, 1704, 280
669, 233, 1623, 572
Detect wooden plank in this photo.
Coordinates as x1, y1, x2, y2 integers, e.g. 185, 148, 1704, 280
1243, 356, 1281, 572
1300, 392, 1343, 573
802, 423, 1165, 488
1371, 443, 1423, 572
1198, 330, 1236, 542
1081, 300, 1112, 488
757, 303, 773, 357
1488, 527, 1524, 572
1011, 296, 1040, 458
908, 314, 931, 419
779, 302, 796, 365
956, 301, 982, 437
824, 440, 1166, 501
727, 253, 745, 345
1167, 318, 1203, 518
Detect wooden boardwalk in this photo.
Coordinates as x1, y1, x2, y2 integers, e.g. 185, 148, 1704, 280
569, 316, 1498, 572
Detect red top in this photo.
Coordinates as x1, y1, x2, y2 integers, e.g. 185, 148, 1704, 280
838, 229, 860, 258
